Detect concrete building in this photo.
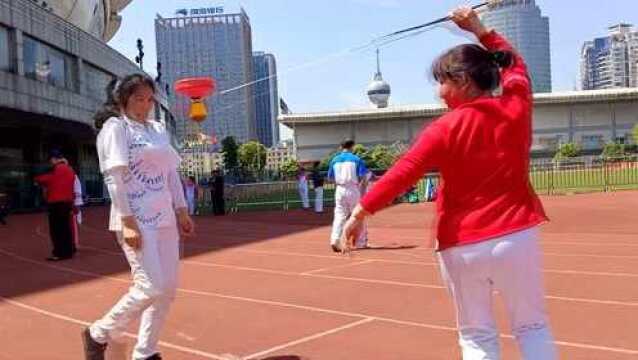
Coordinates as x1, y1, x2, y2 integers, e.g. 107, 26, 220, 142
581, 24, 638, 90
180, 149, 223, 179
253, 52, 279, 147
155, 8, 256, 145
480, 0, 552, 93
280, 89, 638, 162
0, 0, 174, 210
266, 140, 296, 171
29, 0, 130, 42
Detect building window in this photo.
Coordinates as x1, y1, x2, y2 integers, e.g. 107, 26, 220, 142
23, 36, 77, 91
84, 64, 114, 101
581, 135, 604, 150
0, 26, 10, 71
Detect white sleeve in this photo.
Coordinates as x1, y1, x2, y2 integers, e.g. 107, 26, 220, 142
73, 176, 84, 206
97, 118, 129, 174
168, 170, 187, 210
104, 166, 133, 217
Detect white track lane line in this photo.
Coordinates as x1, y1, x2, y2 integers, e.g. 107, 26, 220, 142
68, 244, 638, 307
244, 318, 375, 359
1, 248, 637, 356
0, 297, 226, 359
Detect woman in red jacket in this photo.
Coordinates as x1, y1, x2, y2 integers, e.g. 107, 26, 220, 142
344, 7, 557, 360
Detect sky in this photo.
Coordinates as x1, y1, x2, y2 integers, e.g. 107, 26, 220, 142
109, 0, 638, 118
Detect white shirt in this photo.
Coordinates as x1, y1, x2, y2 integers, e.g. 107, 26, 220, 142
97, 116, 182, 232
185, 184, 196, 200
73, 175, 84, 206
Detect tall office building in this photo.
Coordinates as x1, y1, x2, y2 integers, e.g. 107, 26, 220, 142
253, 52, 279, 147
156, 7, 256, 144
581, 24, 638, 90
481, 0, 552, 93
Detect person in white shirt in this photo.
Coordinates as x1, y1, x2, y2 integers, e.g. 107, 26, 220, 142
72, 173, 83, 248
183, 176, 197, 216
58, 158, 84, 249
82, 74, 194, 360
297, 166, 310, 209
327, 139, 369, 252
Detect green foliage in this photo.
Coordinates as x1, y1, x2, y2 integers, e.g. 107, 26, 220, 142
601, 142, 626, 159
221, 136, 239, 169
238, 141, 267, 171
319, 143, 402, 170
279, 158, 299, 178
553, 142, 581, 162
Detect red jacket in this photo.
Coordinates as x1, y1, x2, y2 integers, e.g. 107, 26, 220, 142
360, 31, 548, 251
35, 162, 76, 204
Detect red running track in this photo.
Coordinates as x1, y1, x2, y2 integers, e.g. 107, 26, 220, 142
0, 191, 637, 359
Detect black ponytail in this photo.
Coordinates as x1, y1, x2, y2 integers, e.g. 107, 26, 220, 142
93, 78, 121, 130
491, 51, 513, 69
432, 44, 515, 92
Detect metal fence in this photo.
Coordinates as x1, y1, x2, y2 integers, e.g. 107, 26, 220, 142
4, 158, 638, 213
216, 174, 440, 213
530, 158, 638, 195
212, 159, 638, 213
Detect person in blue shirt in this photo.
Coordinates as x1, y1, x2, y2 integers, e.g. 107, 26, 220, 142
327, 139, 369, 252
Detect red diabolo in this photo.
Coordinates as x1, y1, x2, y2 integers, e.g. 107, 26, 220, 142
174, 77, 216, 122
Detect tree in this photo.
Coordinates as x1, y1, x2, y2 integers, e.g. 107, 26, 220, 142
279, 158, 299, 179
553, 142, 581, 162
368, 144, 399, 170
238, 141, 267, 172
601, 142, 626, 160
633, 123, 638, 146
221, 136, 239, 170
319, 150, 338, 171
319, 143, 403, 171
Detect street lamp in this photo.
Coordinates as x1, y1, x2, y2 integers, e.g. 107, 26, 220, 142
135, 38, 144, 70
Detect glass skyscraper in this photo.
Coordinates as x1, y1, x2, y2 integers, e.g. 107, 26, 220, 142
253, 52, 279, 147
155, 8, 256, 144
481, 0, 552, 93
580, 24, 638, 90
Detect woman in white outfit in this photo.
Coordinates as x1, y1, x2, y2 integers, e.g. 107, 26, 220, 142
297, 166, 310, 209
82, 74, 194, 360
183, 176, 197, 216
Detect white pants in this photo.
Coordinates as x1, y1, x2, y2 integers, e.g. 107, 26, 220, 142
186, 195, 196, 215
314, 187, 324, 213
330, 185, 366, 247
90, 226, 180, 360
298, 181, 310, 209
438, 227, 557, 360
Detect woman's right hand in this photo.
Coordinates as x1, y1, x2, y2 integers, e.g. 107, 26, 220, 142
449, 6, 489, 38
121, 216, 142, 249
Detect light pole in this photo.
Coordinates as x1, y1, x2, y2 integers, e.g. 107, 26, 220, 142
135, 38, 144, 70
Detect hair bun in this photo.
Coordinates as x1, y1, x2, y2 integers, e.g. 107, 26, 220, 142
491, 51, 513, 68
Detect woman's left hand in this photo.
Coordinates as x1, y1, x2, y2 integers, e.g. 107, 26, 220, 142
342, 216, 364, 252
341, 204, 370, 252
177, 209, 195, 237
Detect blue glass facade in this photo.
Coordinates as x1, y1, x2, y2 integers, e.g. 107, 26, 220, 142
253, 52, 279, 147
156, 11, 256, 144
481, 0, 552, 93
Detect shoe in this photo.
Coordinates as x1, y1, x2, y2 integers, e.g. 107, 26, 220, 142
81, 327, 107, 360
146, 354, 162, 360
46, 256, 71, 261
331, 244, 341, 253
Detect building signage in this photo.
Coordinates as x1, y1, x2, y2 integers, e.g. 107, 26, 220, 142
175, 7, 224, 16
